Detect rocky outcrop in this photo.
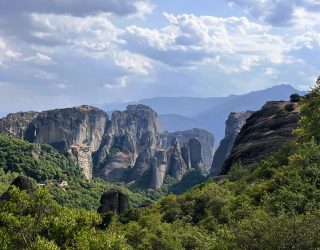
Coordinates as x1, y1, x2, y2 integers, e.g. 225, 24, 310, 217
211, 111, 253, 176
161, 129, 215, 173
98, 105, 162, 183
221, 101, 300, 174
150, 149, 168, 189
0, 106, 108, 180
149, 138, 188, 189
70, 144, 93, 180
97, 188, 128, 214
0, 105, 214, 189
1, 176, 35, 201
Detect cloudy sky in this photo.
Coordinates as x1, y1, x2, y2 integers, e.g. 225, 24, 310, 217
0, 0, 319, 113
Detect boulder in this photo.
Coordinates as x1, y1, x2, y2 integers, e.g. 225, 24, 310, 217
97, 188, 128, 214
0, 176, 35, 201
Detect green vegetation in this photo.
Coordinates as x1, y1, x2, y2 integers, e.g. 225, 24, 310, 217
0, 134, 149, 210
2, 78, 320, 248
290, 93, 301, 102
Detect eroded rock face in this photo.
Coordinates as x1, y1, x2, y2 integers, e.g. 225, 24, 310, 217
97, 188, 128, 214
0, 105, 214, 189
221, 101, 300, 174
211, 111, 253, 176
70, 144, 93, 180
161, 128, 215, 173
0, 106, 108, 180
99, 105, 162, 183
149, 138, 188, 189
150, 150, 168, 189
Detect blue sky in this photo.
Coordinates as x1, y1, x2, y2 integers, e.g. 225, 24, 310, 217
0, 0, 319, 113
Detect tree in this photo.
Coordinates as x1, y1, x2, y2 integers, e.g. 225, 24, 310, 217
296, 76, 320, 143
290, 93, 301, 103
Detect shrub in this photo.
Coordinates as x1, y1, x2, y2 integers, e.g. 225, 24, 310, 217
290, 93, 301, 102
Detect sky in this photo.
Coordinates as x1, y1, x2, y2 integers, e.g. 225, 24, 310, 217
0, 0, 319, 113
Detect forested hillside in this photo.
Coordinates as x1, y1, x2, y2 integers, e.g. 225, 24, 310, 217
1, 78, 320, 249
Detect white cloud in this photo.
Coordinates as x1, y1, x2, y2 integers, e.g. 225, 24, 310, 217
228, 0, 320, 28
114, 51, 153, 75
105, 76, 128, 89
125, 13, 290, 70
129, 1, 155, 19
0, 38, 21, 67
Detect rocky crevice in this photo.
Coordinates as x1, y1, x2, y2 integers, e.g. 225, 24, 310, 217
211, 111, 253, 176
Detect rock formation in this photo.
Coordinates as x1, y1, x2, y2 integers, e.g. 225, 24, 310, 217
97, 188, 128, 214
0, 105, 108, 180
0, 176, 35, 201
211, 111, 253, 176
0, 105, 214, 189
149, 138, 188, 189
70, 144, 93, 180
221, 101, 300, 174
98, 105, 162, 183
161, 128, 215, 173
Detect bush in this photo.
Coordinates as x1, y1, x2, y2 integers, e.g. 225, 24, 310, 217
290, 93, 301, 102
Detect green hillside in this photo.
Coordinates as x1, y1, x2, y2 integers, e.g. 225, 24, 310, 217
1, 78, 320, 249
0, 134, 148, 209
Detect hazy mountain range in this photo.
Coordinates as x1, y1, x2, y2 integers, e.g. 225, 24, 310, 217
98, 84, 306, 143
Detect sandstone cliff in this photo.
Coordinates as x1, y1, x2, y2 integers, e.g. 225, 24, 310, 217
161, 128, 215, 173
211, 111, 253, 176
221, 101, 300, 174
0, 105, 108, 180
0, 105, 214, 189
98, 105, 162, 183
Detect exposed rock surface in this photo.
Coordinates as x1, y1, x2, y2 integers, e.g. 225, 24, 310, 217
97, 188, 128, 214
0, 105, 108, 180
98, 105, 162, 183
71, 144, 93, 180
211, 111, 253, 176
161, 128, 215, 173
0, 105, 214, 189
221, 101, 300, 174
0, 176, 35, 201
149, 138, 189, 189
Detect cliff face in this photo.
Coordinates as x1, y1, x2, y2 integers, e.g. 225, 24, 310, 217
0, 106, 108, 180
221, 101, 300, 174
211, 111, 253, 176
0, 105, 214, 189
98, 105, 162, 183
161, 128, 215, 173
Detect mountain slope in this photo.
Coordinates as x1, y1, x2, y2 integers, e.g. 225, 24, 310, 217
159, 114, 203, 132
193, 84, 305, 141
98, 85, 304, 142
221, 101, 300, 174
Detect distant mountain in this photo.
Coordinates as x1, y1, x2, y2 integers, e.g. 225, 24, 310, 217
159, 114, 203, 132
193, 84, 305, 141
98, 96, 236, 117
98, 84, 305, 143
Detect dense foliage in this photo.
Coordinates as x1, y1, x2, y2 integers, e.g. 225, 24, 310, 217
2, 77, 320, 249
0, 134, 149, 209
